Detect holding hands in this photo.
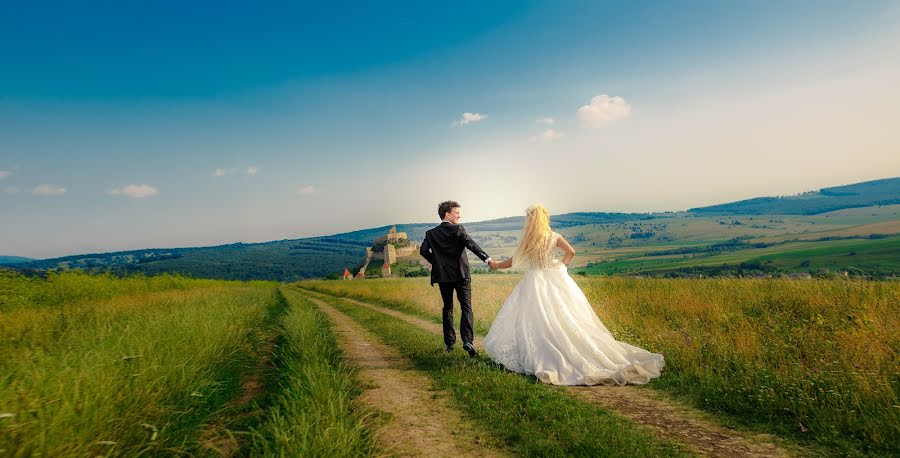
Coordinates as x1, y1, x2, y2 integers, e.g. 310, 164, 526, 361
488, 258, 513, 270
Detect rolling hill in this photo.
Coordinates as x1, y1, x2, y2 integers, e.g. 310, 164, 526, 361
12, 238, 369, 282
0, 256, 33, 265
7, 214, 652, 282
688, 177, 900, 215
9, 176, 899, 280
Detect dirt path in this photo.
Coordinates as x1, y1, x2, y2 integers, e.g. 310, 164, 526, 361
301, 288, 797, 458
200, 334, 277, 456
316, 293, 484, 348
561, 386, 790, 457
303, 294, 509, 457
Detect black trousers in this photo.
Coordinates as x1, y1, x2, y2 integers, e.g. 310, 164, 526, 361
438, 279, 473, 348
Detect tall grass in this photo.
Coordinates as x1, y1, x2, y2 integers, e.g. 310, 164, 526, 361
0, 269, 216, 311
0, 270, 277, 456
247, 287, 377, 456
299, 276, 900, 456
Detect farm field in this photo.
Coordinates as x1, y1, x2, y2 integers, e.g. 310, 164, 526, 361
460, 204, 900, 279
575, 235, 900, 276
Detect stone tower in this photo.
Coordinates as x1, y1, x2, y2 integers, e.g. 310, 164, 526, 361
384, 244, 397, 265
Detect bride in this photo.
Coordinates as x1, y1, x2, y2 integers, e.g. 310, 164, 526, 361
485, 204, 664, 386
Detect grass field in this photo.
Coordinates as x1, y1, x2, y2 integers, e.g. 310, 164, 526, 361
575, 235, 900, 276
4, 268, 897, 456
299, 275, 900, 456
0, 270, 376, 456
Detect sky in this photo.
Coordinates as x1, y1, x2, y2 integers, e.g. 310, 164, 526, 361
2, 1, 900, 259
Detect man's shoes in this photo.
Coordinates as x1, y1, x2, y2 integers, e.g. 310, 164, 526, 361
462, 343, 478, 357
444, 345, 453, 353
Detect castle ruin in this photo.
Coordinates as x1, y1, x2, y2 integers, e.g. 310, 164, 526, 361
357, 226, 419, 275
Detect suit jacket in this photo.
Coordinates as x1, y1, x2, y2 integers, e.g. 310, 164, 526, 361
420, 222, 490, 285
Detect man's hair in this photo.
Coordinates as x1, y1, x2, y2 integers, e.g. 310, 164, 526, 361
438, 200, 460, 219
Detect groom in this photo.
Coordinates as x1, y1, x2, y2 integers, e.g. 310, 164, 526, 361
420, 200, 494, 357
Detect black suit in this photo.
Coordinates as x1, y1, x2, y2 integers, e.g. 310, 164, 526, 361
420, 222, 490, 348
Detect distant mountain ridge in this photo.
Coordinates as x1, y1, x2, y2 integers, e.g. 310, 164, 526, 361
12, 238, 368, 282
325, 212, 650, 245
8, 176, 897, 281
688, 177, 900, 215
0, 256, 33, 265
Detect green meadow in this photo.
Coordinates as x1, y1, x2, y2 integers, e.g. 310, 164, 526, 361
0, 270, 374, 457
575, 235, 900, 276
3, 268, 898, 456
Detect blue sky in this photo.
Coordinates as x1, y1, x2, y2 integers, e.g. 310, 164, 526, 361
2, 1, 899, 258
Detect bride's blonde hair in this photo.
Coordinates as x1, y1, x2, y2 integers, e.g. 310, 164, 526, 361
512, 203, 554, 268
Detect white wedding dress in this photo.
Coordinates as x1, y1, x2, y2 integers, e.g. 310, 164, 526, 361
484, 231, 664, 386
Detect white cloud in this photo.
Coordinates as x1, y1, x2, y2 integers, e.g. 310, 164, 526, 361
32, 184, 66, 196
529, 129, 565, 143
298, 185, 316, 195
214, 166, 260, 176
109, 184, 158, 198
536, 117, 555, 125
577, 94, 631, 126
4, 186, 19, 194
0, 170, 11, 180
452, 112, 488, 126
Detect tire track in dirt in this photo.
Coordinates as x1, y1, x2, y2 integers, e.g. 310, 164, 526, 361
300, 288, 797, 458
200, 334, 276, 456
307, 291, 484, 349
302, 294, 509, 457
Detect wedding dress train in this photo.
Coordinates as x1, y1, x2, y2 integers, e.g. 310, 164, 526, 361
483, 232, 664, 386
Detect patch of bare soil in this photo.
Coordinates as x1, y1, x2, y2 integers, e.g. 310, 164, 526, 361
306, 290, 800, 458
303, 295, 508, 457
562, 386, 792, 457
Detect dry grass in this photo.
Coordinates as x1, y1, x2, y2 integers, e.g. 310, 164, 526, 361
299, 275, 900, 455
